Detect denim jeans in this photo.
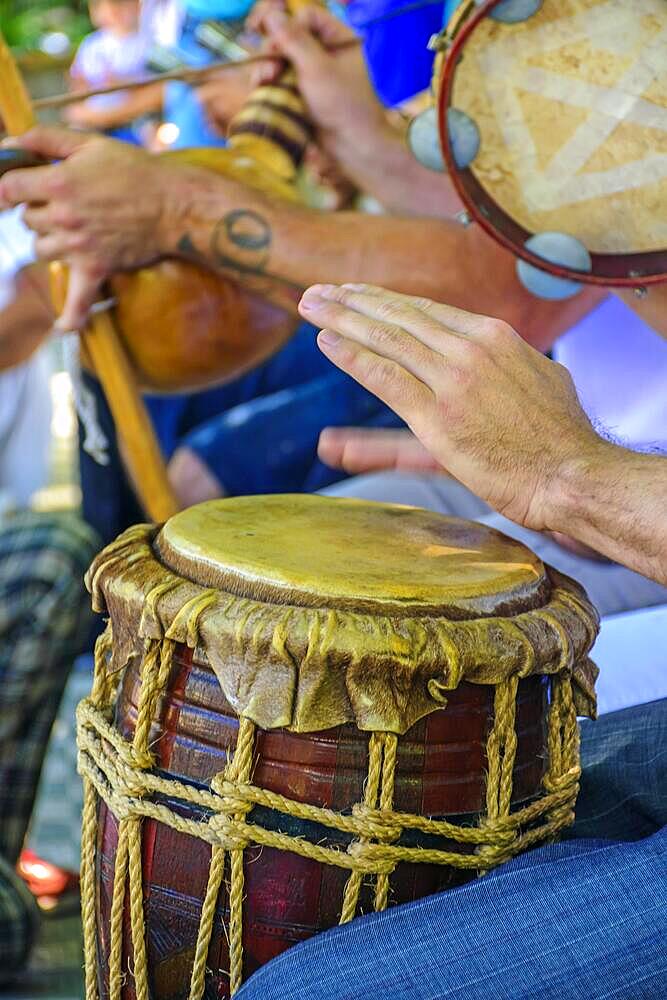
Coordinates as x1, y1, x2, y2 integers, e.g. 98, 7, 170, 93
146, 322, 403, 493
237, 699, 667, 1000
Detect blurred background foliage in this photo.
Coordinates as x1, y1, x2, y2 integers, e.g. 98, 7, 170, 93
0, 0, 91, 56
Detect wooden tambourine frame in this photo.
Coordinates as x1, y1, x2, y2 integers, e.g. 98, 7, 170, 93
437, 0, 667, 288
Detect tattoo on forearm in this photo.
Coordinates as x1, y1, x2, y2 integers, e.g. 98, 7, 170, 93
176, 234, 200, 259
176, 208, 301, 301
211, 209, 272, 276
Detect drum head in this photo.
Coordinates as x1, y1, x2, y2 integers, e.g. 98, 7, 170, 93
439, 0, 667, 284
156, 494, 548, 617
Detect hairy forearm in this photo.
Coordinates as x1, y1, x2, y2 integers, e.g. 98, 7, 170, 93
163, 167, 603, 346
549, 442, 667, 583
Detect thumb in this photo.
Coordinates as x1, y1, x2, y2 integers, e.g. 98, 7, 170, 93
5, 125, 95, 161
262, 10, 325, 75
53, 264, 106, 333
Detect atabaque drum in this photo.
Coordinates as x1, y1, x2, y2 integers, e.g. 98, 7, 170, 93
435, 0, 667, 294
77, 495, 599, 999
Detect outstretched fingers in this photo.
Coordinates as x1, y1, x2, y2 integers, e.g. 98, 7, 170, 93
327, 282, 512, 341
301, 287, 442, 383
315, 325, 434, 422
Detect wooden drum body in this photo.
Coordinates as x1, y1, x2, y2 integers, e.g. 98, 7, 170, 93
78, 496, 599, 1000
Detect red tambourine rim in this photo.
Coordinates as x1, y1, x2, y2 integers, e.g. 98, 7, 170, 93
437, 0, 667, 287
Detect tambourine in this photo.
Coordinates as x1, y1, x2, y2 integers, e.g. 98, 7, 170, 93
411, 0, 667, 299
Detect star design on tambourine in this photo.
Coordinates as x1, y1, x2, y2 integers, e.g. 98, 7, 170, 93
456, 0, 667, 251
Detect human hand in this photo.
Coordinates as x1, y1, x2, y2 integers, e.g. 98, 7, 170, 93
318, 427, 444, 475
249, 5, 385, 159
168, 447, 225, 508
195, 64, 258, 136
299, 283, 604, 532
0, 126, 176, 330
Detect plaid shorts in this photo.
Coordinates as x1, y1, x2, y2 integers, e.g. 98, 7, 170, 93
0, 511, 98, 981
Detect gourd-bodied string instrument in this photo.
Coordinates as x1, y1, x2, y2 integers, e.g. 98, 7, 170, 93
411, 0, 667, 300
0, 6, 316, 520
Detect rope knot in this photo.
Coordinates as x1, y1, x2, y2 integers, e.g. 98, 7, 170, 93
130, 747, 155, 772
210, 775, 254, 818
476, 817, 517, 848
347, 840, 395, 875
352, 804, 402, 843
543, 766, 580, 796
474, 840, 515, 868
208, 812, 250, 851
117, 763, 149, 800
110, 795, 135, 823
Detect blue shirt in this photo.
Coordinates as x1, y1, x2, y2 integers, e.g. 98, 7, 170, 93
345, 0, 445, 107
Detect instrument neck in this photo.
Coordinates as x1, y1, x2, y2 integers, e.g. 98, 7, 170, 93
227, 66, 313, 181
226, 0, 317, 180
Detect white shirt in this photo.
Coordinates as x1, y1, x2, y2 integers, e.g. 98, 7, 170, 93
70, 29, 149, 109
0, 210, 51, 509
0, 207, 35, 309
140, 0, 185, 47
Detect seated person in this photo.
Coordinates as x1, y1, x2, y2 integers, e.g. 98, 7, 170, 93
232, 282, 667, 1000
0, 508, 98, 985
66, 0, 161, 143
0, 12, 630, 598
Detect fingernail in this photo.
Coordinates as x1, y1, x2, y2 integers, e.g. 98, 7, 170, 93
318, 329, 340, 347
299, 294, 321, 312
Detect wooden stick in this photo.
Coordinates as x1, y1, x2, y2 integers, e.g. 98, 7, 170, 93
31, 38, 359, 114
46, 264, 180, 521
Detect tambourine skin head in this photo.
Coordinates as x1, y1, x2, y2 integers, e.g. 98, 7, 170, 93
437, 0, 667, 287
